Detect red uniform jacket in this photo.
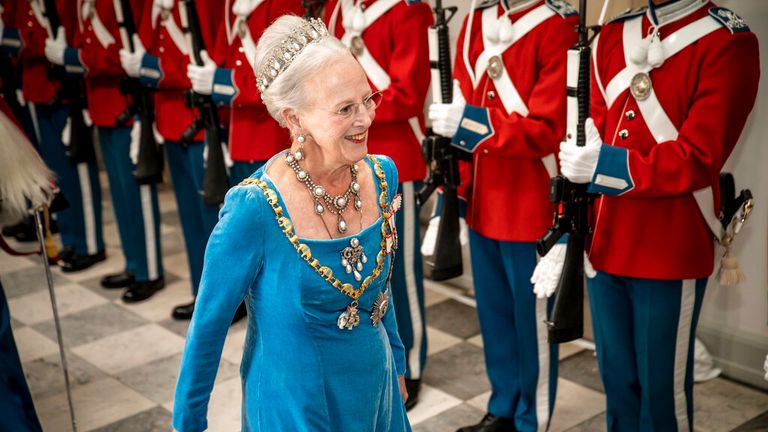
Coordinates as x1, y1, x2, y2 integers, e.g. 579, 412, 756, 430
209, 0, 303, 162
66, 0, 137, 127
324, 0, 431, 183
136, 0, 205, 141
451, 0, 577, 241
16, 0, 77, 105
586, 2, 759, 280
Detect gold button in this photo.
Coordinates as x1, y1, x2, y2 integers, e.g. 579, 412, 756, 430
159, 46, 165, 53
487, 91, 496, 100
619, 129, 629, 139
27, 21, 33, 28
625, 110, 635, 120
85, 37, 91, 43
29, 10, 34, 16
235, 60, 242, 66
238, 46, 244, 53
88, 25, 93, 31
236, 103, 242, 108
159, 34, 164, 40
483, 149, 489, 154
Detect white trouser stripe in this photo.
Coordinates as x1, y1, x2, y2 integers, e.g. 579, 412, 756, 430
140, 184, 158, 280
28, 103, 42, 145
77, 162, 97, 254
535, 297, 550, 431
403, 182, 423, 379
674, 279, 696, 431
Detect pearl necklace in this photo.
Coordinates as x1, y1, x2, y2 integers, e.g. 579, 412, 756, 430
284, 149, 362, 234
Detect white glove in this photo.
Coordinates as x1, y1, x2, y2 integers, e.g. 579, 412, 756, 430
44, 27, 67, 66
428, 80, 466, 139
531, 244, 597, 299
420, 215, 468, 256
559, 118, 603, 184
119, 34, 146, 78
187, 50, 216, 95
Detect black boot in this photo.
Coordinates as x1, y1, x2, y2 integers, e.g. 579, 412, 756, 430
404, 378, 421, 411
172, 301, 195, 320
457, 414, 517, 432
58, 250, 106, 272
101, 271, 135, 289
122, 278, 165, 303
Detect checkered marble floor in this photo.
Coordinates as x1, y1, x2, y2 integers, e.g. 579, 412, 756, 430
2, 183, 768, 432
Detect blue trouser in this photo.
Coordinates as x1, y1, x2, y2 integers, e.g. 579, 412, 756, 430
391, 181, 427, 380
30, 103, 103, 256
229, 160, 265, 185
469, 229, 558, 432
0, 281, 43, 432
164, 140, 219, 295
587, 272, 706, 432
98, 126, 163, 282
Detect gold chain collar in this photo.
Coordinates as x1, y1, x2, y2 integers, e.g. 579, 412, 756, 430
240, 155, 394, 301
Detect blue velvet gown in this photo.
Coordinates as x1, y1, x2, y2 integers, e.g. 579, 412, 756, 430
173, 153, 411, 432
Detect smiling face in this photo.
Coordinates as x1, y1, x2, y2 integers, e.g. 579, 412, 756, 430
287, 53, 375, 167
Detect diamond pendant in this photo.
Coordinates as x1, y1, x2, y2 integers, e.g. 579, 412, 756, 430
371, 290, 389, 326
338, 216, 347, 234
340, 237, 366, 281
337, 301, 360, 330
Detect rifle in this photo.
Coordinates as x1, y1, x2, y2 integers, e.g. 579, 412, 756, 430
536, 0, 597, 344
41, 0, 96, 164
114, 0, 165, 184
179, 0, 229, 207
415, 0, 464, 281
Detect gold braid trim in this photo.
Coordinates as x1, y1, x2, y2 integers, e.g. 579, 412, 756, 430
239, 155, 389, 301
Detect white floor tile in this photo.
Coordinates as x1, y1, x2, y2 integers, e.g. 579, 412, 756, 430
205, 377, 243, 431
9, 283, 108, 325
426, 326, 462, 356
467, 334, 483, 348
73, 324, 185, 374
0, 252, 35, 273
221, 328, 246, 366
465, 390, 490, 413
424, 286, 449, 307
35, 377, 156, 432
15, 326, 60, 362
407, 384, 463, 426
162, 253, 191, 280
549, 378, 606, 432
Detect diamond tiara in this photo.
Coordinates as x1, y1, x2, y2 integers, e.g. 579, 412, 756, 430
256, 18, 329, 94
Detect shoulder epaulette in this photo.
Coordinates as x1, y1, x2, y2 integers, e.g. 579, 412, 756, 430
546, 0, 577, 18
709, 7, 750, 34
474, 0, 499, 10
605, 7, 647, 24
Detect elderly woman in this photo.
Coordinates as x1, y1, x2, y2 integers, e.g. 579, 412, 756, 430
172, 16, 410, 432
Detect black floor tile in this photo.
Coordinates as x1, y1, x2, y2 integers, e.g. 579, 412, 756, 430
425, 299, 481, 340
422, 342, 489, 400
558, 350, 604, 394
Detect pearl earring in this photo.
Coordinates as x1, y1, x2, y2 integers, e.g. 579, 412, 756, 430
295, 134, 306, 160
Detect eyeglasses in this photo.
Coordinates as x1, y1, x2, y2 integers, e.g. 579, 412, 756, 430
328, 91, 383, 119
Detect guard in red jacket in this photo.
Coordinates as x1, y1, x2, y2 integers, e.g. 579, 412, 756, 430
429, 0, 577, 430
47, 0, 165, 302
547, 0, 760, 429
17, 0, 106, 271
120, 0, 219, 320
186, 0, 303, 184
324, 0, 432, 409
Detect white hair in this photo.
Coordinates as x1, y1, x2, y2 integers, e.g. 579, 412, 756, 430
253, 15, 350, 127
0, 111, 55, 227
